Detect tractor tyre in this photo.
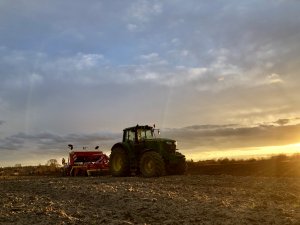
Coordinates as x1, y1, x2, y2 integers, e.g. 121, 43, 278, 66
139, 151, 165, 177
109, 147, 130, 177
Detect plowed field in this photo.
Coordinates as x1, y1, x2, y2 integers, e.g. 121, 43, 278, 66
1, 175, 300, 225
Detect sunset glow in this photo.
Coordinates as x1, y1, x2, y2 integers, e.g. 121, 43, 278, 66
187, 143, 300, 161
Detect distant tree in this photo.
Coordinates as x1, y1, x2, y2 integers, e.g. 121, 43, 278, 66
271, 154, 288, 162
46, 159, 59, 167
15, 164, 22, 167
219, 158, 230, 164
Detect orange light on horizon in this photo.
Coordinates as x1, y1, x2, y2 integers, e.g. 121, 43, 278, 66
185, 143, 300, 161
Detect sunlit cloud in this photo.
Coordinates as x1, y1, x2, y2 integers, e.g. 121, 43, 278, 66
267, 73, 284, 84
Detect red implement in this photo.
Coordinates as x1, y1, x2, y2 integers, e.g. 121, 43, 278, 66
63, 148, 109, 176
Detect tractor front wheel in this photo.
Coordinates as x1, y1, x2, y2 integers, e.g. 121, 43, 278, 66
109, 147, 129, 177
139, 151, 165, 177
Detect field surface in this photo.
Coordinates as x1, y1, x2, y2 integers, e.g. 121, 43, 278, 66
1, 175, 300, 225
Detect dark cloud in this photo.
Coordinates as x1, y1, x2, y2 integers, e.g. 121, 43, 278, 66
0, 134, 25, 150
164, 123, 300, 150
0, 120, 5, 126
0, 131, 120, 153
272, 117, 300, 126
273, 119, 290, 126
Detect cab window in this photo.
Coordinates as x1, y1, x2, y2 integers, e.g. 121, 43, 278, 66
145, 129, 153, 139
127, 130, 135, 142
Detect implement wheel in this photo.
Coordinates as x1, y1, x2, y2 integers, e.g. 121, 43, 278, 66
139, 151, 165, 177
109, 147, 129, 177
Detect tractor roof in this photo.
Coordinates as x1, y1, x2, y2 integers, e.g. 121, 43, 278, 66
123, 125, 153, 132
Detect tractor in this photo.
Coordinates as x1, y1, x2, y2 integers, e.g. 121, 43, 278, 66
62, 145, 109, 176
109, 125, 186, 177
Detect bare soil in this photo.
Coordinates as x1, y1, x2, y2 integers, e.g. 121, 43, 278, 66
1, 175, 300, 225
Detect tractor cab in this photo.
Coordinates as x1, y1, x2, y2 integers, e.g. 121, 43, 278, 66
123, 125, 159, 143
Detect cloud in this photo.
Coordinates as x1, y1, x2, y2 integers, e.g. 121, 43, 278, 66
272, 117, 300, 126
140, 53, 159, 61
74, 53, 104, 70
0, 134, 25, 150
127, 0, 162, 23
187, 67, 208, 81
163, 123, 300, 150
127, 23, 138, 31
181, 124, 239, 130
0, 49, 209, 88
1, 0, 300, 91
1, 46, 299, 137
273, 118, 290, 126
0, 131, 120, 153
267, 73, 284, 84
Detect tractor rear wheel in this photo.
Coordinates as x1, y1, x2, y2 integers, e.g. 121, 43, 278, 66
109, 147, 129, 177
139, 151, 165, 177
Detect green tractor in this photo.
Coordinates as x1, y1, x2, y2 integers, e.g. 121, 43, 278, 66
109, 125, 186, 177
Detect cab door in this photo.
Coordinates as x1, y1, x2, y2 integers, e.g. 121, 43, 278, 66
134, 128, 146, 155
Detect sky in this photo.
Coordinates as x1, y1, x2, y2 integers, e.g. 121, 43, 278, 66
1, 0, 300, 166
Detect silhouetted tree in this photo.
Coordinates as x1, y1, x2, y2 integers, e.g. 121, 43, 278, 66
46, 159, 59, 167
